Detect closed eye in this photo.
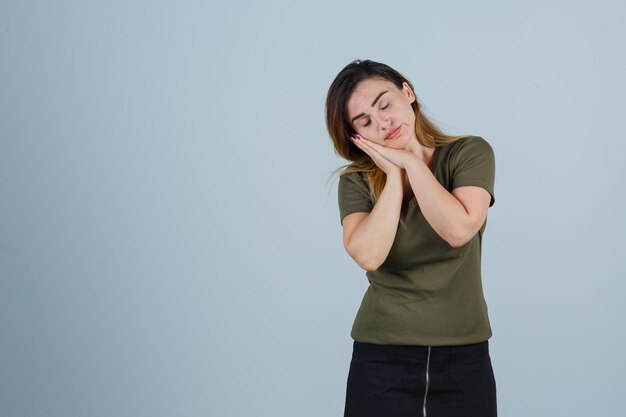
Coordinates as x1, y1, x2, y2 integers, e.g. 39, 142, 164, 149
362, 103, 390, 127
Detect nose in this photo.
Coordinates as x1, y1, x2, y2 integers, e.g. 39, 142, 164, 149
378, 115, 391, 132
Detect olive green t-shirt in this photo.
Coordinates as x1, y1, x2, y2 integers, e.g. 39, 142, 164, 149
337, 135, 496, 346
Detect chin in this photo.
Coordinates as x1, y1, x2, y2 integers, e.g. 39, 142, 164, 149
392, 136, 409, 149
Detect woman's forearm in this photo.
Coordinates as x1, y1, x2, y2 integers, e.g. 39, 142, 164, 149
404, 157, 470, 247
347, 172, 404, 271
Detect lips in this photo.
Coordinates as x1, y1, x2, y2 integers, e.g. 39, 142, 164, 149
385, 126, 401, 140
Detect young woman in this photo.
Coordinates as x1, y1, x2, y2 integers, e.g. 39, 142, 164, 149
325, 59, 498, 417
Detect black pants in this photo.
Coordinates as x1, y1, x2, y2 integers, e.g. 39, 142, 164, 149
344, 340, 497, 417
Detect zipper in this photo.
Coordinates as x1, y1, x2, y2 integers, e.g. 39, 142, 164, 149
422, 346, 431, 417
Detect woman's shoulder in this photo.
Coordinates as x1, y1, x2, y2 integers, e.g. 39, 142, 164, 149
339, 172, 370, 198
443, 135, 490, 148
438, 135, 493, 158
339, 164, 369, 181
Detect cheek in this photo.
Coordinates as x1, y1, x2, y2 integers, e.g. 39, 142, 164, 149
356, 125, 370, 135
403, 109, 416, 124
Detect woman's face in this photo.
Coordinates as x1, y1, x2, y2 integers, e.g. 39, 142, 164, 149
346, 77, 417, 148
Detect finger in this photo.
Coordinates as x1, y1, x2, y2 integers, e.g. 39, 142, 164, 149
359, 139, 389, 158
354, 136, 372, 148
361, 139, 383, 150
352, 137, 372, 155
351, 135, 365, 146
356, 139, 382, 156
354, 135, 370, 146
355, 138, 377, 155
355, 140, 386, 165
356, 136, 379, 151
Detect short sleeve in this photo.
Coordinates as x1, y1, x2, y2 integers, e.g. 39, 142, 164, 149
337, 171, 374, 225
450, 136, 496, 207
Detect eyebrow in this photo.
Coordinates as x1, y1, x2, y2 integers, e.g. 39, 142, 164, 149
350, 91, 388, 124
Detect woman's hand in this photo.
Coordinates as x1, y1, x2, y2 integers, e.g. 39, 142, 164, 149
351, 134, 402, 177
351, 134, 419, 171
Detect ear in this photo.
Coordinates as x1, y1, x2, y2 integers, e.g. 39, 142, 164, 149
402, 81, 416, 104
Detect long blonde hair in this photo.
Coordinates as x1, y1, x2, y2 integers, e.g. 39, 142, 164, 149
325, 60, 467, 219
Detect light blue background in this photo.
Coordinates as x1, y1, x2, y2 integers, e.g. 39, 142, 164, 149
1, 1, 625, 416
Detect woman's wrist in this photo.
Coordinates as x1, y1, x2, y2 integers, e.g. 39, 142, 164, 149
385, 169, 403, 183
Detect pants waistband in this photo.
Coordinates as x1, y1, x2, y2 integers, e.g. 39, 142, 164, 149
353, 340, 489, 362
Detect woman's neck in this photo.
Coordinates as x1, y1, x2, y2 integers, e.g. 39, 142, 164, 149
404, 136, 436, 164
